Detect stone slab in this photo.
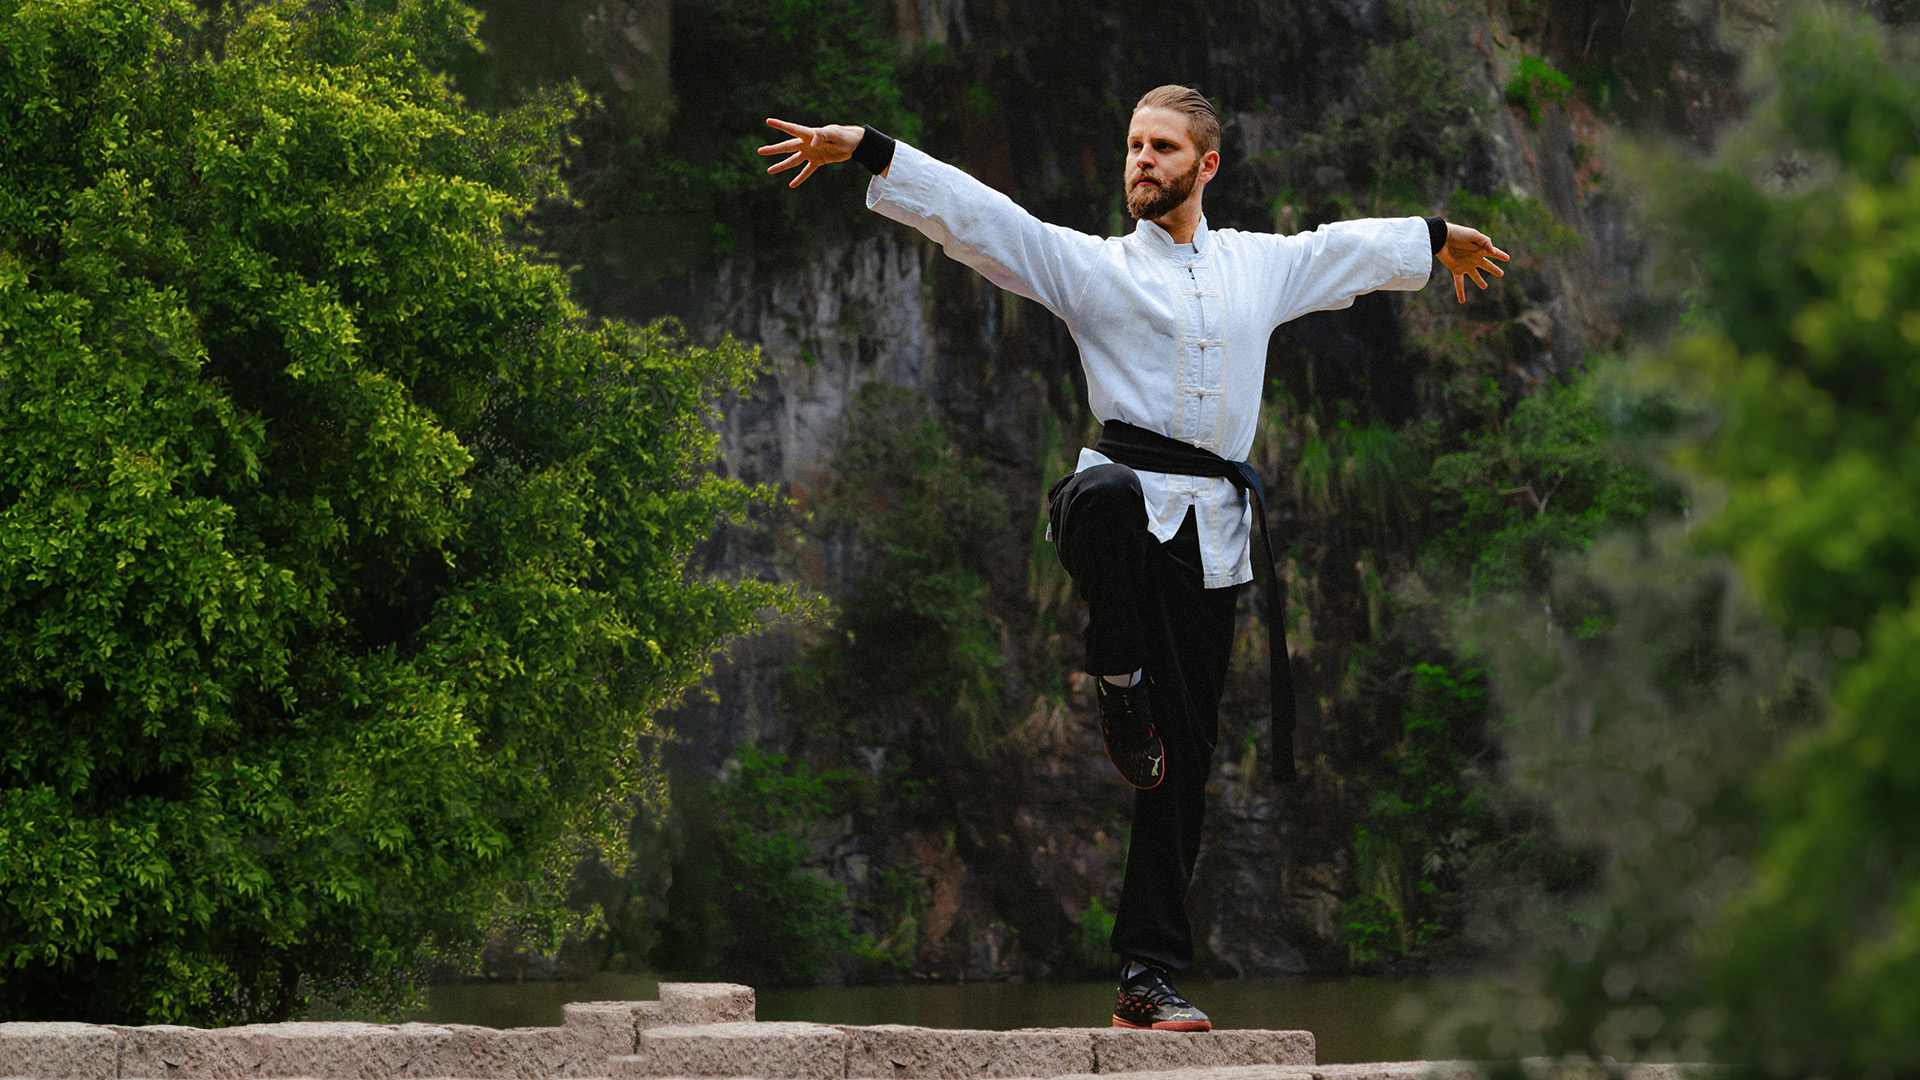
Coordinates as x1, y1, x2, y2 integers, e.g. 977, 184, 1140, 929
564, 1004, 644, 1060
113, 1020, 608, 1079
1069, 1069, 1318, 1080
617, 1021, 846, 1079
1086, 1029, 1316, 1072
656, 985, 756, 1027
1314, 1063, 1479, 1080
436, 1023, 584, 1078
843, 1024, 1094, 1078
0, 1022, 121, 1080
117, 1022, 415, 1078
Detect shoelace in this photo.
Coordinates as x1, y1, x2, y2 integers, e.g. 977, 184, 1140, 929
1124, 971, 1190, 1007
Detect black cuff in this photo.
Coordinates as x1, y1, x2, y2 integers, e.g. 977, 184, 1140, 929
1425, 215, 1447, 255
851, 126, 897, 176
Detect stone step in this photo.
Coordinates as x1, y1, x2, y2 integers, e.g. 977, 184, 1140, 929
0, 1000, 640, 1079
0, 981, 1713, 1080
615, 1065, 1711, 1080
613, 1022, 848, 1080
609, 1022, 1316, 1079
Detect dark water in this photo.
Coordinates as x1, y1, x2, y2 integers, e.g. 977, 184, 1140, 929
397, 974, 1437, 1064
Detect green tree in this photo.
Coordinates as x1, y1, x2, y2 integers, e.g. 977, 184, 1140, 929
1425, 375, 1675, 596
1649, 9, 1920, 1073
0, 0, 791, 1023
1425, 8, 1920, 1072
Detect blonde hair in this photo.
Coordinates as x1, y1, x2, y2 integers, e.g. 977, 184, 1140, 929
1133, 85, 1220, 157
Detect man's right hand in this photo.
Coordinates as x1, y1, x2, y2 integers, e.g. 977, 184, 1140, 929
759, 119, 866, 188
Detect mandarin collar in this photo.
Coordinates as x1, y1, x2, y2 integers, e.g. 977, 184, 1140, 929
1134, 215, 1211, 255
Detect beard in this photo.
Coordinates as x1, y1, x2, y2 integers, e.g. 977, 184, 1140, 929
1125, 157, 1202, 222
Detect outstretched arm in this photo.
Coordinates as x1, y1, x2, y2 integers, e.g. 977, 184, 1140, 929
758, 121, 1101, 318
758, 118, 884, 187
1437, 223, 1512, 304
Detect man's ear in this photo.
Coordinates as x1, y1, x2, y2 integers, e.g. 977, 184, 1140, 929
1200, 150, 1221, 185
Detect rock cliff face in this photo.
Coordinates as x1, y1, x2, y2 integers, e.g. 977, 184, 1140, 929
645, 0, 1709, 981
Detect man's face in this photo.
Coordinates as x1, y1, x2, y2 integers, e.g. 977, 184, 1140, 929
1124, 106, 1216, 223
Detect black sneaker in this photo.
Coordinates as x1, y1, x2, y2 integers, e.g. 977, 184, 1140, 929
1096, 677, 1165, 790
1112, 963, 1211, 1031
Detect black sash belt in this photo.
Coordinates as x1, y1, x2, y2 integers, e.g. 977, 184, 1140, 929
1094, 420, 1298, 784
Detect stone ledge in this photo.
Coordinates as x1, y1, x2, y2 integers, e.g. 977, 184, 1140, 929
110, 1020, 613, 1079
0, 981, 1727, 1080
0, 1022, 121, 1080
843, 1025, 1094, 1078
1088, 1029, 1315, 1073
612, 1023, 1319, 1080
613, 1022, 846, 1080
0, 982, 728, 1080
655, 988, 756, 1029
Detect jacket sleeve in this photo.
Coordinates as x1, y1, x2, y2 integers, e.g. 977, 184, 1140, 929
866, 142, 1104, 319
1262, 216, 1435, 325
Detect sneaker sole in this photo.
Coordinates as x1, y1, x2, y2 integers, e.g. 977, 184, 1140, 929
1111, 1016, 1212, 1032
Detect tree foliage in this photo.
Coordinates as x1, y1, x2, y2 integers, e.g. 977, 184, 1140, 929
473, 0, 921, 317
1650, 10, 1920, 1073
1421, 8, 1920, 1072
1425, 376, 1675, 595
1301, 376, 1669, 972
0, 0, 790, 1023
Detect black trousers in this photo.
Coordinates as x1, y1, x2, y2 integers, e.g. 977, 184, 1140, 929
1049, 463, 1240, 973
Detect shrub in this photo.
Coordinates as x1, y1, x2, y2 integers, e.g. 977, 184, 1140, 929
0, 0, 792, 1023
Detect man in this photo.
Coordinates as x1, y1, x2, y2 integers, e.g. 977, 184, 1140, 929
759, 86, 1508, 1030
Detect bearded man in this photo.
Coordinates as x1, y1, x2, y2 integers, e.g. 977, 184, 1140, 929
759, 86, 1508, 1030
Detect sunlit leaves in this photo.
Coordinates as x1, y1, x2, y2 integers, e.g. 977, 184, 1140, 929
0, 0, 794, 1024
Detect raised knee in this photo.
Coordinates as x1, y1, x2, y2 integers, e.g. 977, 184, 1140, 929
1074, 463, 1144, 511
1059, 464, 1148, 542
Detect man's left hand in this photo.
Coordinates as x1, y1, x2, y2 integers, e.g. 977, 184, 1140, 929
1437, 223, 1511, 304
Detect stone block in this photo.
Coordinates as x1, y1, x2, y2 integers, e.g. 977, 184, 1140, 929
432, 1023, 581, 1078
1087, 1028, 1315, 1072
1314, 1063, 1479, 1080
1026, 1066, 1314, 1080
0, 1022, 121, 1080
655, 985, 756, 1026
117, 1021, 413, 1078
843, 1024, 1094, 1078
565, 1003, 643, 1060
615, 1021, 845, 1079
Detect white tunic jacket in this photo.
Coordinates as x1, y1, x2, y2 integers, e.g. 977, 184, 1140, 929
866, 141, 1434, 589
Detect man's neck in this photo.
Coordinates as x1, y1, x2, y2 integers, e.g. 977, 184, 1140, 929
1151, 199, 1203, 244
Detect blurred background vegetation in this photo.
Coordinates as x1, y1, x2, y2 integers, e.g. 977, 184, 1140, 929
5, 0, 1920, 1073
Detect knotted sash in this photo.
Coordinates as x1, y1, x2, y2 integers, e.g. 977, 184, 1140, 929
1092, 420, 1298, 784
